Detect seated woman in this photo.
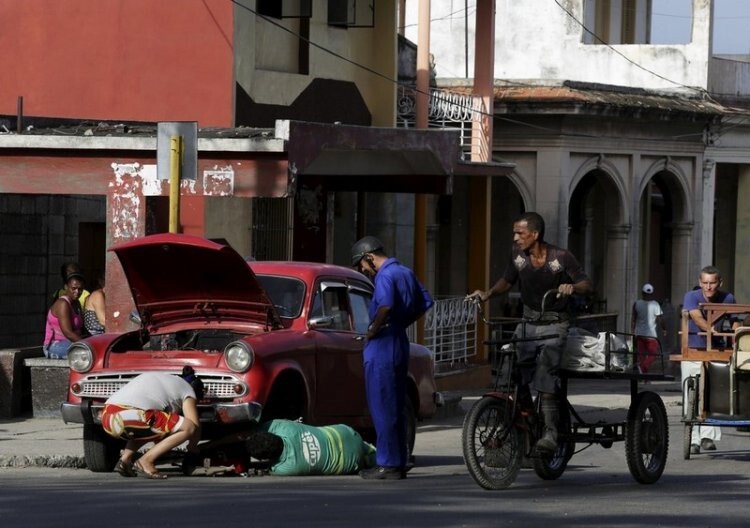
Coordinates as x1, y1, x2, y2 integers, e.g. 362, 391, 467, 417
43, 272, 85, 358
53, 262, 90, 308
83, 274, 106, 335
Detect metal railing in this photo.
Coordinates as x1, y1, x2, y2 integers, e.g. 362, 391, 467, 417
396, 85, 486, 160
414, 298, 619, 375
423, 296, 479, 373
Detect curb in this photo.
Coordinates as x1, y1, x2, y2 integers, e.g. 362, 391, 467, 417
432, 391, 464, 420
0, 455, 86, 469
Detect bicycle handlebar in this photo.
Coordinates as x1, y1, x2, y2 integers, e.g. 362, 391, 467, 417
467, 288, 561, 325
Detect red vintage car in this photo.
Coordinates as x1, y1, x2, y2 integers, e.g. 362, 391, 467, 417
61, 233, 441, 472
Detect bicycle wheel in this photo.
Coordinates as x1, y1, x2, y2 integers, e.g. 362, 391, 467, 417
533, 406, 574, 480
625, 391, 669, 484
462, 396, 522, 490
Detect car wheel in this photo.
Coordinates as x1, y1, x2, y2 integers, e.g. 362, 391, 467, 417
404, 397, 417, 456
262, 374, 306, 422
83, 423, 123, 472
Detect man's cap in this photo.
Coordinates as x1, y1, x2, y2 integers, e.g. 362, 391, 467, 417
351, 236, 384, 267
642, 283, 654, 294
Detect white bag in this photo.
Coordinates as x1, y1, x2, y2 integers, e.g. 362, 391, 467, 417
562, 327, 630, 372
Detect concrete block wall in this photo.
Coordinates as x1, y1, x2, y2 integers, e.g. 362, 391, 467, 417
0, 346, 44, 417
0, 194, 105, 348
24, 357, 69, 418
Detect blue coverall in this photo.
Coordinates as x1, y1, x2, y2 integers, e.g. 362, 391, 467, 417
364, 258, 433, 469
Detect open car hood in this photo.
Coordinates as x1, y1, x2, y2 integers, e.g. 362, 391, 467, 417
110, 234, 281, 333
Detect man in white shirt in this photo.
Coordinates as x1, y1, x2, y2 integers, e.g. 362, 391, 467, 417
101, 368, 203, 479
631, 283, 666, 373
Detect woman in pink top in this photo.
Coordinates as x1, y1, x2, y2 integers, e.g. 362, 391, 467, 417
43, 273, 85, 358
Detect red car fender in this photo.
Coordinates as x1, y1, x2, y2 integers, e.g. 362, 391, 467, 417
245, 356, 313, 417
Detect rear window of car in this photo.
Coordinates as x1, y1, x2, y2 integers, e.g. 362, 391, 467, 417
255, 275, 306, 318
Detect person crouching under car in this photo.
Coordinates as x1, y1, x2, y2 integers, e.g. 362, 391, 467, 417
101, 367, 203, 479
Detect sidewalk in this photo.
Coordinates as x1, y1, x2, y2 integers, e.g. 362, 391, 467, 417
0, 378, 682, 469
0, 417, 86, 468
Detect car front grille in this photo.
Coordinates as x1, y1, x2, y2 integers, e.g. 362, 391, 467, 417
75, 372, 246, 400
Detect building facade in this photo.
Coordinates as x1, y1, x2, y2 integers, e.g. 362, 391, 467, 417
402, 0, 750, 342
0, 1, 505, 347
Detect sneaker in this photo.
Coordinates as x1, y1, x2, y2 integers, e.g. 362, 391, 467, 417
359, 466, 405, 480
690, 444, 700, 455
700, 438, 717, 451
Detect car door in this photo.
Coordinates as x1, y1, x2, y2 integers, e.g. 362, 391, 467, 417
309, 279, 369, 422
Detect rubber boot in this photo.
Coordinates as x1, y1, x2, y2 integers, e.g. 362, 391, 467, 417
535, 399, 559, 454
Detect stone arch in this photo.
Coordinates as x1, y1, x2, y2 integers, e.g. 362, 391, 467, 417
566, 155, 629, 323
502, 169, 534, 211
636, 157, 694, 314
569, 154, 630, 225
640, 157, 692, 224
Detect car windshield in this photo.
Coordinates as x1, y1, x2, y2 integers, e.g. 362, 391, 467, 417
255, 275, 306, 318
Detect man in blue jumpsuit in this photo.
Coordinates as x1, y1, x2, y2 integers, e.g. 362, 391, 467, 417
351, 236, 433, 480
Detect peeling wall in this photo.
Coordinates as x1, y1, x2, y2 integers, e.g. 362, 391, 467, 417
405, 0, 712, 92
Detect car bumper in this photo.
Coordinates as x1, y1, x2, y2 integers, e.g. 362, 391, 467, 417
60, 401, 263, 425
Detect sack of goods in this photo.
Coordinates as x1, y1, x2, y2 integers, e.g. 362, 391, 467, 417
562, 327, 630, 372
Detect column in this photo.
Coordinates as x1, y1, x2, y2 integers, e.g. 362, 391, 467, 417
700, 159, 715, 268
606, 223, 631, 329
670, 222, 694, 305
735, 166, 750, 300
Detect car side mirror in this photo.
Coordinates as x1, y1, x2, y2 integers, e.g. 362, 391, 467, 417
308, 315, 334, 330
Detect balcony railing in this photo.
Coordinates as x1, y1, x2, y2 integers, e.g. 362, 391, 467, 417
396, 85, 487, 160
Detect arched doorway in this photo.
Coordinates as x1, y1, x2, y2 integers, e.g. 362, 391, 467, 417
568, 169, 625, 315
488, 175, 525, 316
638, 172, 674, 303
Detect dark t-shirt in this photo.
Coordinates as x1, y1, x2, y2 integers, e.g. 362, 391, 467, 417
502, 243, 588, 314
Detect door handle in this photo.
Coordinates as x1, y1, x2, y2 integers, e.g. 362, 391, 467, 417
354, 335, 364, 341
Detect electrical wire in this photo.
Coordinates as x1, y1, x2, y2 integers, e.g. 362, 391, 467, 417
551, 0, 706, 95
234, 0, 740, 142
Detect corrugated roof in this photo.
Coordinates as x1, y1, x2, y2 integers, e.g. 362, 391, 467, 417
448, 81, 750, 117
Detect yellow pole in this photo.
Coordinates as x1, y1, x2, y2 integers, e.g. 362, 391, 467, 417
169, 135, 182, 233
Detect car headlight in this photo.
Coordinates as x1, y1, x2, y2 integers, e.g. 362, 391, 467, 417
224, 341, 254, 373
68, 342, 94, 373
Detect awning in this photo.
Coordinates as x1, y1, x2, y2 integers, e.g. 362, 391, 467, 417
281, 120, 514, 194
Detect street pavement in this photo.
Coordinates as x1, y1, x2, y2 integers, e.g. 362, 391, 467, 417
0, 377, 684, 469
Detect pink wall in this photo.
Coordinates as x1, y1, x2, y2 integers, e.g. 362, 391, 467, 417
0, 0, 234, 126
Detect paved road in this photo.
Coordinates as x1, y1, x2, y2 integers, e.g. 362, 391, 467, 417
0, 380, 750, 528
2, 380, 750, 527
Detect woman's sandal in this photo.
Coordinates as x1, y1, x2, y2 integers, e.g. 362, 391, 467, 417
134, 460, 168, 480
114, 459, 137, 478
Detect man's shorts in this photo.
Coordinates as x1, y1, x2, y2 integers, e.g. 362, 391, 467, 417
101, 404, 184, 441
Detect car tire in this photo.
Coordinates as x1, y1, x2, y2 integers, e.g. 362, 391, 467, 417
404, 397, 417, 456
262, 374, 306, 422
83, 423, 123, 473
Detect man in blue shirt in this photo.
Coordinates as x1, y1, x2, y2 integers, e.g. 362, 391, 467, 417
682, 265, 736, 454
351, 236, 433, 480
